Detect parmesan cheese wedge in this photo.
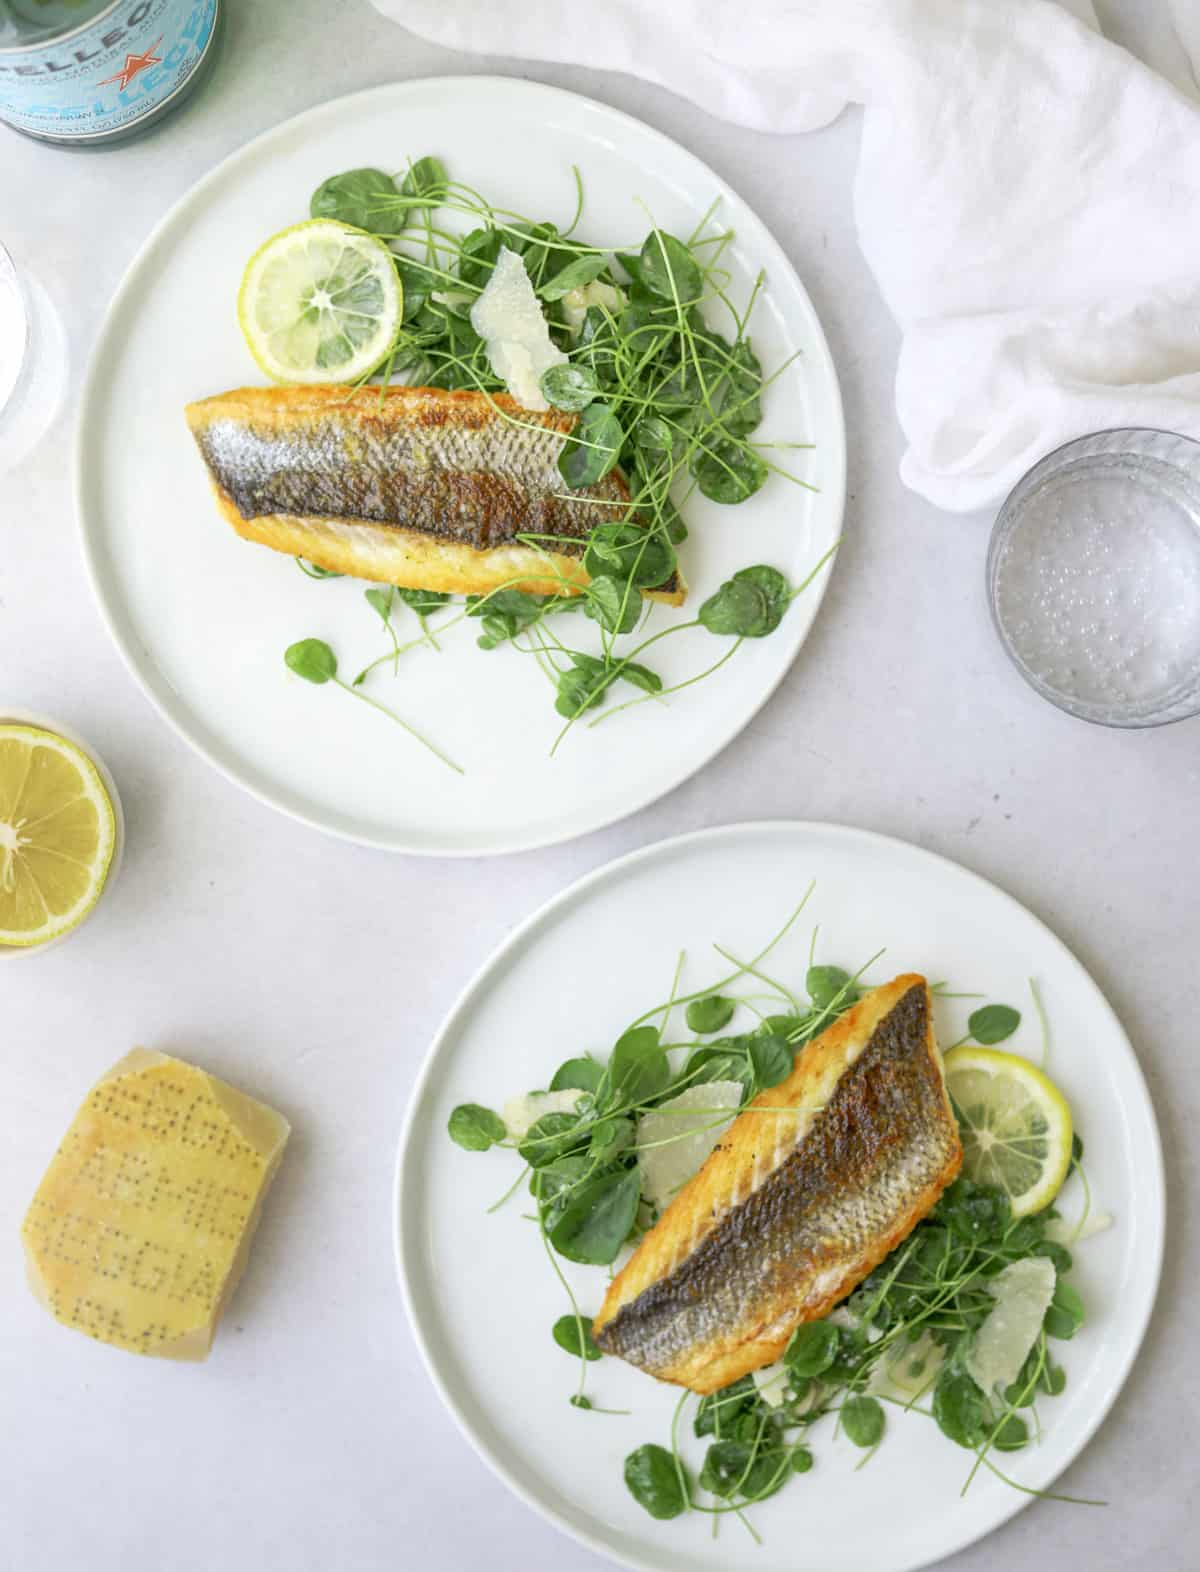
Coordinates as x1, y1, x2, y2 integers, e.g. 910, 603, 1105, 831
21, 1049, 289, 1360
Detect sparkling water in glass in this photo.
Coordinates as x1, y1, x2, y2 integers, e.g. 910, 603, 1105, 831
0, 242, 67, 475
988, 429, 1200, 727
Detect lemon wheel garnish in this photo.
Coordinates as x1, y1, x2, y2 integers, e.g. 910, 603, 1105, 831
943, 1046, 1074, 1217
0, 725, 116, 948
237, 219, 403, 384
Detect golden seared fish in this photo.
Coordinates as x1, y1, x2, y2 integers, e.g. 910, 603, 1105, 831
593, 975, 961, 1393
184, 385, 684, 603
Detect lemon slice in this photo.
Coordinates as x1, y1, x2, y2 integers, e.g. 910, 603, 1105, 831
238, 219, 403, 384
0, 725, 116, 948
943, 1046, 1073, 1217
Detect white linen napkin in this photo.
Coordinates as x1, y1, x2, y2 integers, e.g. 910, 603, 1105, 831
370, 0, 1200, 513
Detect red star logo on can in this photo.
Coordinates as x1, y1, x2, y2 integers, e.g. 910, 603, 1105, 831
98, 36, 164, 92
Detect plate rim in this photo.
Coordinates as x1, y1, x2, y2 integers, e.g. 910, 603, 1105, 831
393, 817, 1166, 1572
74, 75, 847, 857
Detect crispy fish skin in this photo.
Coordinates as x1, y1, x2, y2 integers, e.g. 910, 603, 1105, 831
593, 976, 961, 1393
184, 385, 685, 603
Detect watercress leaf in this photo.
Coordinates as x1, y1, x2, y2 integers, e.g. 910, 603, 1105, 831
639, 230, 702, 304
692, 438, 768, 505
531, 1154, 590, 1231
634, 414, 677, 456
614, 251, 645, 287
936, 1178, 1012, 1244
685, 1044, 754, 1096
399, 155, 448, 205
519, 1110, 585, 1169
736, 565, 790, 623
512, 221, 570, 279
757, 1012, 802, 1041
447, 1103, 506, 1152
541, 362, 601, 413
699, 566, 790, 638
457, 226, 501, 287
722, 342, 764, 436
610, 1025, 671, 1104
620, 661, 663, 695
284, 638, 337, 684
540, 253, 609, 301
699, 1440, 752, 1499
1041, 1361, 1068, 1396
617, 293, 664, 342
582, 522, 675, 589
364, 586, 394, 624
968, 1004, 1022, 1044
468, 588, 547, 649
584, 574, 641, 636
310, 167, 397, 232
555, 665, 611, 719
749, 1031, 792, 1090
785, 1321, 839, 1378
550, 1057, 605, 1094
569, 651, 609, 678
807, 964, 852, 1011
392, 257, 435, 322
698, 575, 776, 639
624, 1443, 687, 1520
994, 1413, 1030, 1451
1033, 1240, 1074, 1275
686, 995, 737, 1035
692, 1378, 756, 1438
559, 402, 624, 488
664, 504, 689, 546
1004, 1347, 1048, 1408
551, 1167, 642, 1265
590, 1116, 634, 1162
790, 1446, 814, 1474
395, 585, 451, 613
552, 1314, 602, 1361
932, 1365, 990, 1449
841, 1395, 885, 1448
468, 589, 543, 625
1044, 1280, 1085, 1341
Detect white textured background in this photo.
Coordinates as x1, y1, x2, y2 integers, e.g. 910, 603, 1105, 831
1, 2, 1196, 1569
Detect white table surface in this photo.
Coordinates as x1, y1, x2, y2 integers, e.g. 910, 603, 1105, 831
2, 2, 1197, 1568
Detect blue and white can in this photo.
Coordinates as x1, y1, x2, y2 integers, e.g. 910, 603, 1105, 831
0, 0, 220, 145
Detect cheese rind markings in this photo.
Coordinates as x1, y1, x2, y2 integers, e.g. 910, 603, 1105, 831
21, 1049, 289, 1359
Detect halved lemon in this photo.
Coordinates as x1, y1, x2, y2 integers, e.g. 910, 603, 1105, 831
0, 725, 116, 948
943, 1046, 1074, 1217
237, 219, 403, 384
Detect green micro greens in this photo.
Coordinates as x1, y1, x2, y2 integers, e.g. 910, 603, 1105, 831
278, 158, 834, 758
445, 896, 1095, 1535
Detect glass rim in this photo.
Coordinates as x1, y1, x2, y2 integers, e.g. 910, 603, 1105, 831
0, 242, 30, 420
987, 427, 1200, 729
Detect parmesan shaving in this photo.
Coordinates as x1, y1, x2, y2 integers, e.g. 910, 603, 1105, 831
469, 247, 567, 410
502, 1088, 585, 1141
637, 1081, 743, 1210
964, 1257, 1057, 1395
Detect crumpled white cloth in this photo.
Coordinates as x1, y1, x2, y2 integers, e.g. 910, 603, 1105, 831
370, 0, 1200, 512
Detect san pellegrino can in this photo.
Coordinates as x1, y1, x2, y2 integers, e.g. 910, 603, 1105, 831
0, 0, 220, 145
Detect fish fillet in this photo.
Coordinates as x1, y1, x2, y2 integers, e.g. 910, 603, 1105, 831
184, 385, 684, 603
593, 975, 961, 1393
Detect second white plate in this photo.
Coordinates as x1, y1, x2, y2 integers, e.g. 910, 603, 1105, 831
77, 77, 845, 855
396, 821, 1163, 1572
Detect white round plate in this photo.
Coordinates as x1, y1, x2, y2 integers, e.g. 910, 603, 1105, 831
396, 821, 1164, 1572
76, 78, 844, 855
